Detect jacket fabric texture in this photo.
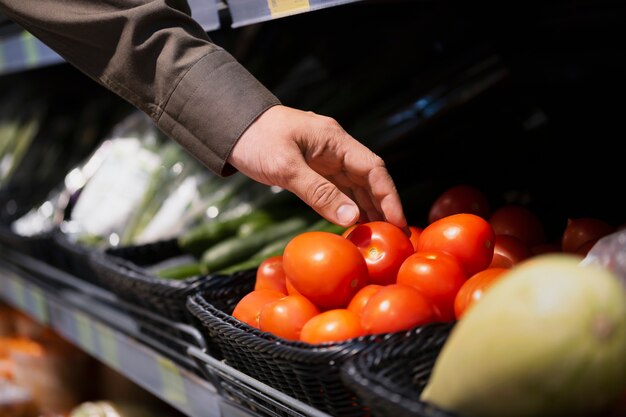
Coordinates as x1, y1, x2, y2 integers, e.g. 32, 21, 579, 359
0, 0, 281, 176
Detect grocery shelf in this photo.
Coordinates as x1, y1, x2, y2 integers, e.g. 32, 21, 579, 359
0, 0, 221, 77
227, 0, 363, 28
188, 0, 223, 32
189, 347, 333, 417
0, 248, 218, 417
0, 248, 272, 417
0, 0, 362, 76
0, 31, 63, 76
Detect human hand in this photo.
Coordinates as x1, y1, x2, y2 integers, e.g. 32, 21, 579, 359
227, 105, 408, 232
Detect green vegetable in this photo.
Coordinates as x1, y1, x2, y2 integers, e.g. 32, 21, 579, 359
179, 210, 276, 257
201, 215, 312, 273
154, 261, 206, 280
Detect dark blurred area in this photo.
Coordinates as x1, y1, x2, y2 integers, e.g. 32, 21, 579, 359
213, 0, 626, 237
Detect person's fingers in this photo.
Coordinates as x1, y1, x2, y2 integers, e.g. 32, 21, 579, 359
326, 170, 380, 224
339, 141, 408, 232
335, 177, 379, 224
367, 165, 408, 231
281, 161, 361, 227
229, 105, 407, 230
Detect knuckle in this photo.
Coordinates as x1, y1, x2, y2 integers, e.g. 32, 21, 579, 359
306, 181, 339, 209
371, 154, 386, 168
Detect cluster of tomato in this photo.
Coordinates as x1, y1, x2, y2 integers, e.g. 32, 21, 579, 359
232, 184, 619, 345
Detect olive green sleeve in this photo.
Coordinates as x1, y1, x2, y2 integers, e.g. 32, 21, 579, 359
0, 0, 280, 175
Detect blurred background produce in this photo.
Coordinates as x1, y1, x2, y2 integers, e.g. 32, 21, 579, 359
0, 300, 189, 417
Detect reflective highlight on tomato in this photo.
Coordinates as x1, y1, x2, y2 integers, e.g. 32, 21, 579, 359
345, 221, 414, 286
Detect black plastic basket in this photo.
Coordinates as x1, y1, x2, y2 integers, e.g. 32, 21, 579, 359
340, 323, 457, 417
51, 230, 106, 284
88, 238, 256, 325
0, 223, 56, 264
187, 289, 454, 417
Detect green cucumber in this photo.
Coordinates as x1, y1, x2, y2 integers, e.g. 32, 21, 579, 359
155, 262, 206, 280
200, 215, 312, 273
236, 212, 278, 237
216, 258, 262, 275
179, 210, 276, 257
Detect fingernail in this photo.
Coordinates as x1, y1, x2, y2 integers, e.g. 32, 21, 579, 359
337, 204, 358, 225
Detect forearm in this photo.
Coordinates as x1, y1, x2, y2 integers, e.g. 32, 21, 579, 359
0, 0, 280, 175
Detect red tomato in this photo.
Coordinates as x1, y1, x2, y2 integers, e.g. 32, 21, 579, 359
396, 250, 468, 322
561, 217, 615, 254
341, 224, 358, 238
345, 221, 414, 285
300, 309, 365, 344
360, 284, 436, 334
408, 225, 422, 252
283, 231, 368, 310
575, 239, 598, 257
232, 289, 286, 329
255, 255, 287, 293
489, 234, 533, 269
259, 294, 320, 341
489, 204, 546, 247
285, 278, 301, 296
428, 184, 491, 224
453, 267, 508, 320
416, 213, 495, 277
346, 284, 383, 317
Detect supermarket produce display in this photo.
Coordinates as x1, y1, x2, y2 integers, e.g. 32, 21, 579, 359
0, 297, 193, 417
2, 1, 626, 417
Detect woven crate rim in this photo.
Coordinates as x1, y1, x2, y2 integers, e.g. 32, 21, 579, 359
89, 248, 207, 292
339, 322, 456, 417
187, 291, 452, 363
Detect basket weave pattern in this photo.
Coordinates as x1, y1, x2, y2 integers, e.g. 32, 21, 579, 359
187, 290, 453, 417
340, 322, 457, 417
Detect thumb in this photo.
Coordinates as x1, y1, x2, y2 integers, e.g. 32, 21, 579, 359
286, 167, 360, 227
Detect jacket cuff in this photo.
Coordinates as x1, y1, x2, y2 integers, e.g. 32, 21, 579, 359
158, 49, 280, 176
